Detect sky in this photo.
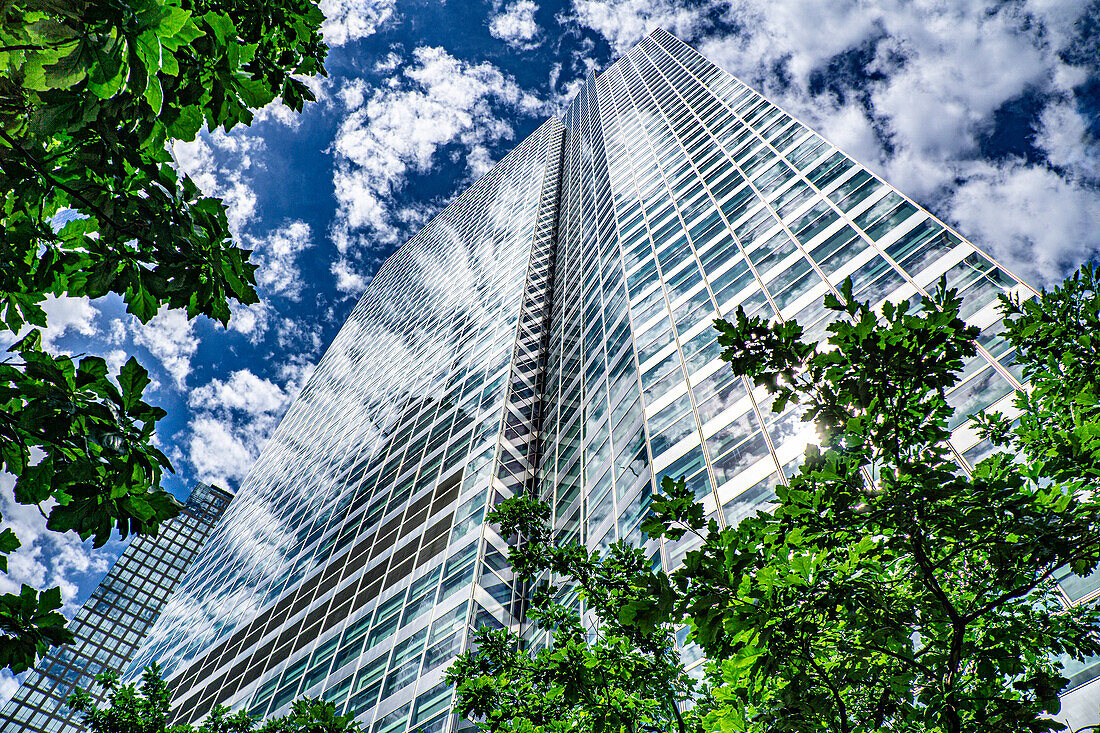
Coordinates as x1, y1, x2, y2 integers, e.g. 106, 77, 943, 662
2, 0, 1098, 703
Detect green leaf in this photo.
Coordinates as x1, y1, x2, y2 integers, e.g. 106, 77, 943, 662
202, 11, 236, 44
168, 105, 203, 141
0, 0, 325, 682
87, 36, 127, 99
235, 76, 277, 108
118, 358, 151, 412
125, 277, 159, 322
145, 75, 163, 114
134, 30, 162, 77
40, 43, 89, 89
0, 530, 20, 572
156, 5, 191, 38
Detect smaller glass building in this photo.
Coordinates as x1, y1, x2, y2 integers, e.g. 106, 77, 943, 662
0, 483, 232, 733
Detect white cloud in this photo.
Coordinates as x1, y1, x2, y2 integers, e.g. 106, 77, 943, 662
185, 368, 312, 488
278, 356, 318, 390
812, 102, 885, 173
320, 0, 395, 46
466, 145, 497, 178
247, 220, 315, 300
276, 316, 325, 353
105, 349, 129, 376
39, 295, 98, 351
228, 301, 272, 343
190, 370, 289, 416
186, 416, 258, 490
572, 0, 715, 54
170, 131, 266, 237
253, 96, 311, 128
329, 46, 551, 260
130, 308, 198, 390
868, 3, 1050, 198
569, 0, 1100, 284
548, 54, 594, 112
1035, 100, 1100, 182
490, 0, 542, 50
0, 295, 100, 354
949, 160, 1100, 288
331, 258, 369, 295
0, 473, 114, 609
0, 670, 19, 706
374, 51, 402, 73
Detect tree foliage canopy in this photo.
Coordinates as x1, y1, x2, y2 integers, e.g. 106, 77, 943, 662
449, 268, 1100, 733
70, 664, 363, 732
449, 496, 700, 733
0, 0, 326, 673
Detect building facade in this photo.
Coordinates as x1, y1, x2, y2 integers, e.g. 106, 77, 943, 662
0, 483, 232, 733
126, 29, 1099, 733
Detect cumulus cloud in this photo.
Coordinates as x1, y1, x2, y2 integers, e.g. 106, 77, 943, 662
0, 473, 114, 608
171, 130, 267, 237
130, 309, 198, 390
277, 317, 325, 353
548, 39, 600, 111
332, 258, 369, 295
39, 295, 98, 351
328, 46, 551, 284
185, 367, 312, 488
0, 294, 100, 354
949, 161, 1100, 287
568, 0, 1100, 284
490, 0, 542, 50
1035, 100, 1100, 182
105, 348, 129, 376
374, 51, 402, 73
247, 219, 315, 301
192, 370, 290, 416
572, 0, 716, 54
0, 670, 19, 706
320, 0, 395, 46
228, 301, 273, 344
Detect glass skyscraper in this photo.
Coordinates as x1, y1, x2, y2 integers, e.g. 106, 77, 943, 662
125, 28, 1098, 733
0, 483, 232, 733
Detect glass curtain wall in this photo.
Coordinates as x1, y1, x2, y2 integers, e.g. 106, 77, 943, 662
125, 119, 565, 733
534, 27, 1036, 668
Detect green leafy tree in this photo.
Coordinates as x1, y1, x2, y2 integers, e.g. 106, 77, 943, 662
447, 496, 702, 733
450, 268, 1100, 733
0, 0, 326, 672
70, 664, 363, 732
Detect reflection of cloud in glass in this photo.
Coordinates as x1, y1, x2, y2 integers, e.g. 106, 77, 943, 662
127, 120, 565, 685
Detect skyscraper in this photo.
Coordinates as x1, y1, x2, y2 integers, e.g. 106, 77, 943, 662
0, 483, 232, 733
126, 28, 1099, 733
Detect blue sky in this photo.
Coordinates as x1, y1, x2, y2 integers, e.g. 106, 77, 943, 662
2, 0, 1098, 701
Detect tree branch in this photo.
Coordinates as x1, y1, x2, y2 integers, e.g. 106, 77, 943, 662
909, 515, 961, 625
804, 644, 850, 733
860, 642, 936, 679
0, 127, 155, 249
963, 538, 1100, 623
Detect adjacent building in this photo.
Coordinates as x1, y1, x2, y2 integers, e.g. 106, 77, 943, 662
0, 483, 232, 733
124, 28, 1098, 733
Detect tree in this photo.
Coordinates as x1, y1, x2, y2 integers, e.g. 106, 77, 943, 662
449, 268, 1100, 733
69, 664, 363, 732
447, 498, 702, 733
0, 0, 327, 672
